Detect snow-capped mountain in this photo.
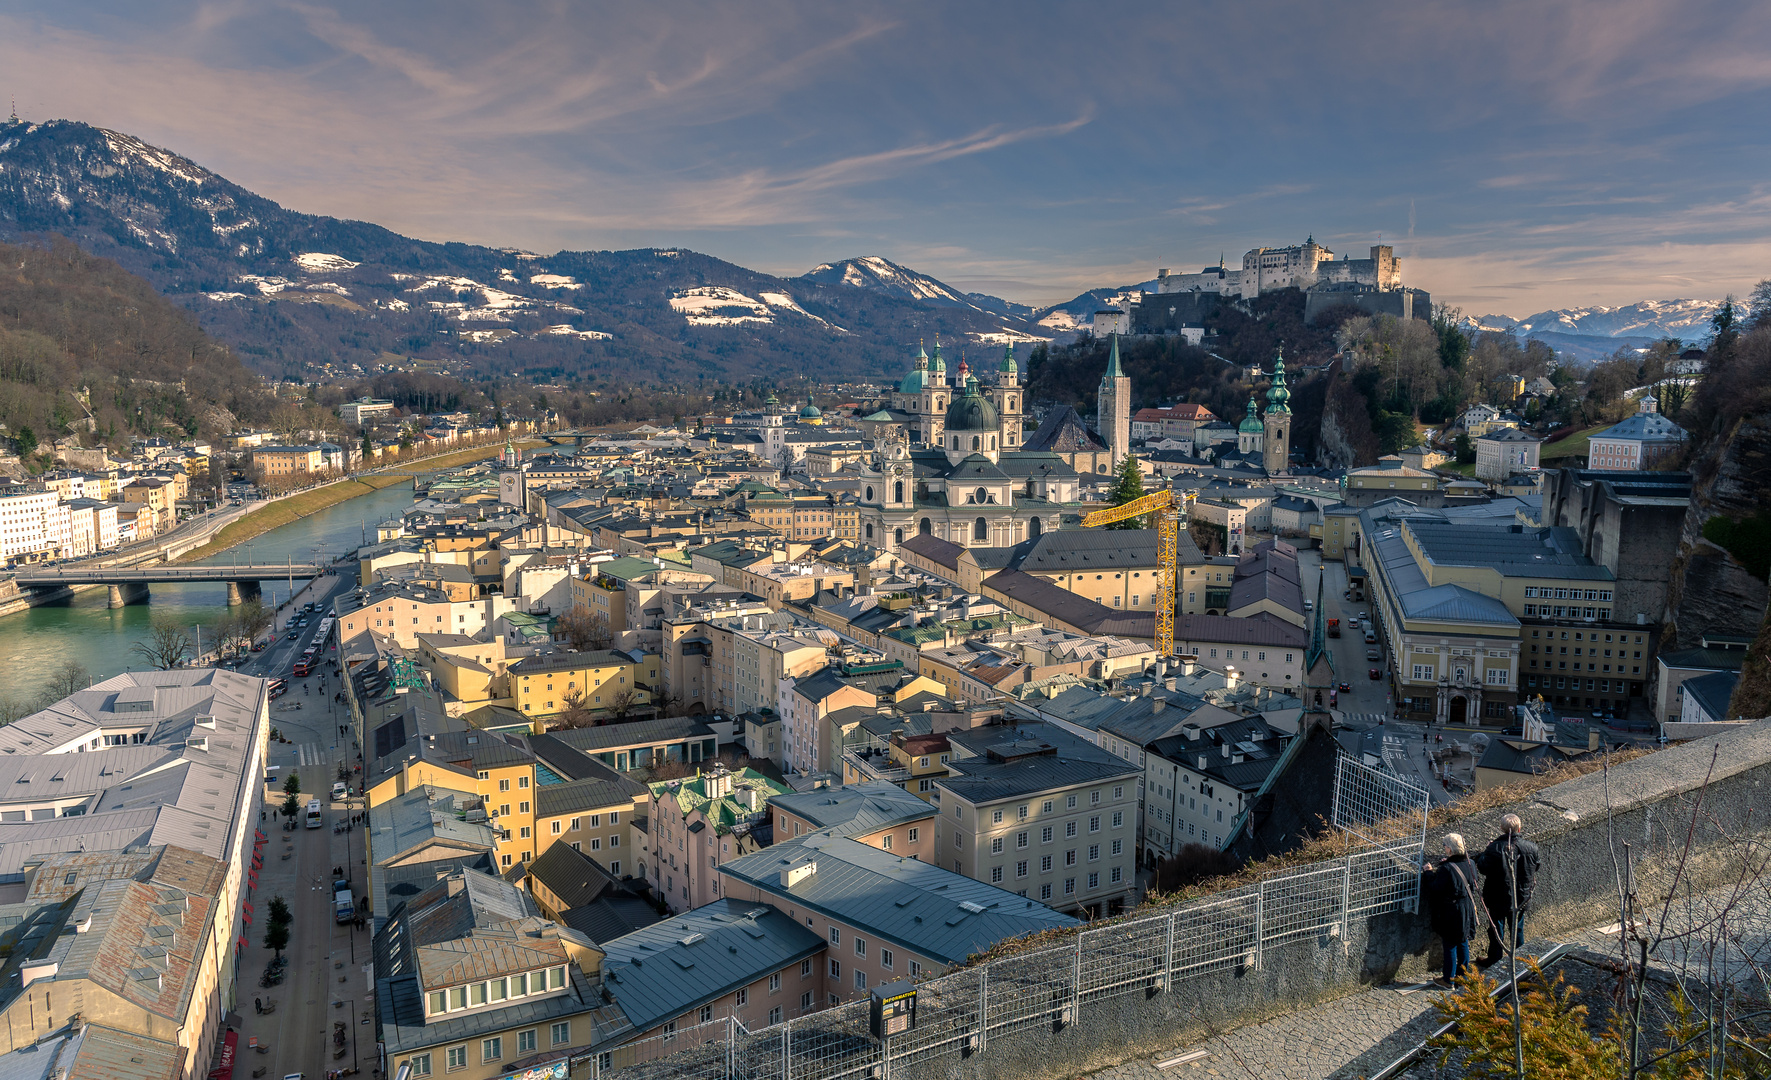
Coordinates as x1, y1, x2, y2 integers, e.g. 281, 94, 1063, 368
0, 117, 1047, 381
1464, 299, 1725, 342
799, 256, 989, 310
1032, 285, 1154, 333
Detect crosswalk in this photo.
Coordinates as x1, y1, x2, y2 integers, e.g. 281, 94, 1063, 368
291, 742, 326, 768
1336, 712, 1391, 730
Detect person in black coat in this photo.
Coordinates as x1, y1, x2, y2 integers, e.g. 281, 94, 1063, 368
1422, 832, 1484, 985
1476, 813, 1540, 966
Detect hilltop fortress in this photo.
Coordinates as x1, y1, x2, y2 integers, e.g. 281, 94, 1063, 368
1115, 237, 1431, 333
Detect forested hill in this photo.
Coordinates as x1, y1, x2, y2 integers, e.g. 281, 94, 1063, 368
0, 118, 1046, 384
0, 238, 272, 454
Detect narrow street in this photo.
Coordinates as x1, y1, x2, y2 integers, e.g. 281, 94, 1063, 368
230, 572, 374, 1079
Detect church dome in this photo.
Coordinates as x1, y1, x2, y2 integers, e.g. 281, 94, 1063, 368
899, 342, 930, 394
998, 345, 1018, 373
944, 374, 999, 432
798, 394, 822, 419
1239, 396, 1263, 434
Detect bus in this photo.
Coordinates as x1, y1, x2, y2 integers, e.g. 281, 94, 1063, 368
304, 799, 323, 828
293, 658, 313, 677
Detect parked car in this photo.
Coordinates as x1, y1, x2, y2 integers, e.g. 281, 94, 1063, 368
1368, 667, 1382, 680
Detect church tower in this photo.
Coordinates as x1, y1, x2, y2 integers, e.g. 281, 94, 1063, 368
497, 435, 525, 508
1237, 396, 1264, 455
1262, 350, 1292, 476
921, 335, 951, 450
992, 345, 1024, 450
1098, 334, 1131, 468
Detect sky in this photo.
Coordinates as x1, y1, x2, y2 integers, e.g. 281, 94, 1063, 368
2, 0, 1769, 314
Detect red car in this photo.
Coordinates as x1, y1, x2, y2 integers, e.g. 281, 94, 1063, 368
1368, 667, 1382, 680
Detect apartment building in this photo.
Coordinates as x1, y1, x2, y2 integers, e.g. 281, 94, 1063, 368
1017, 528, 1209, 614
252, 444, 325, 478
375, 868, 629, 1080
644, 767, 790, 913
341, 397, 396, 426
769, 781, 936, 858
934, 723, 1142, 918
336, 580, 517, 648
0, 489, 66, 563
509, 649, 658, 722
1141, 714, 1295, 856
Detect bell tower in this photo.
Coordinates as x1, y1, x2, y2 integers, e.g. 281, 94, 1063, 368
1098, 334, 1131, 468
1262, 349, 1292, 476
993, 345, 1023, 450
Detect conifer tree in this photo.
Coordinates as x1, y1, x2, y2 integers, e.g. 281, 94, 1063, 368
1107, 455, 1146, 529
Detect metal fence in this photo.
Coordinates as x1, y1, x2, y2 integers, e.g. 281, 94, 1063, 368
580, 758, 1430, 1080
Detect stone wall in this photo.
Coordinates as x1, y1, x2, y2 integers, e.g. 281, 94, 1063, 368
933, 722, 1771, 1080
1665, 414, 1771, 648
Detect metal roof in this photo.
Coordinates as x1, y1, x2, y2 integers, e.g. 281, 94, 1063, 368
548, 717, 714, 754
601, 899, 825, 1033
721, 833, 1078, 967
768, 782, 936, 836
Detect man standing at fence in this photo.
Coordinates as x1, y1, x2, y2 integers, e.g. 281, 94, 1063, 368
1476, 814, 1539, 968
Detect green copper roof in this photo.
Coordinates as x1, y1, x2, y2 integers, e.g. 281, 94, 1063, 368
1103, 333, 1125, 380
1265, 350, 1291, 413
999, 344, 1017, 373
1239, 396, 1263, 433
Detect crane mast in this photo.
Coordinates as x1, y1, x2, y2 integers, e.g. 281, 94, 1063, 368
1080, 489, 1195, 658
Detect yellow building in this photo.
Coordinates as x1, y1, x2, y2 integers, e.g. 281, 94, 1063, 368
510, 649, 658, 722
252, 444, 324, 478
417, 633, 514, 714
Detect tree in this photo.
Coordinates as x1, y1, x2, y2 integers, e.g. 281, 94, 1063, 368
267, 895, 291, 924
1105, 455, 1146, 529
279, 792, 300, 819
608, 688, 639, 721
282, 772, 302, 796
14, 425, 37, 460
1454, 433, 1476, 465
1710, 296, 1740, 368
264, 918, 289, 957
549, 690, 597, 731
361, 429, 374, 466
130, 616, 192, 670
44, 661, 90, 701
1748, 278, 1771, 331
557, 605, 612, 652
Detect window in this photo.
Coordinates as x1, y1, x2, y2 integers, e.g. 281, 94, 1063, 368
1016, 860, 1028, 878
1064, 821, 1076, 838
1114, 785, 1124, 799
1065, 878, 1076, 895
992, 809, 1003, 824
662, 1022, 677, 1043
802, 959, 814, 977
991, 865, 1003, 882
990, 837, 1003, 854
908, 827, 919, 843
428, 990, 447, 1015
499, 778, 510, 792
1412, 664, 1434, 682
1041, 854, 1052, 872
1065, 849, 1077, 866
1066, 794, 1077, 810
1088, 872, 1100, 889
410, 1054, 433, 1076
551, 1022, 570, 1046
700, 1005, 714, 1024
518, 1030, 537, 1053
446, 1046, 468, 1071
550, 820, 561, 835
855, 937, 867, 957
1111, 866, 1123, 883
855, 969, 867, 989
1088, 844, 1099, 861
520, 801, 530, 814
829, 927, 840, 945
1112, 839, 1123, 856
1486, 668, 1509, 685
1040, 883, 1052, 900
1112, 811, 1123, 828
770, 1006, 783, 1024
882, 834, 893, 851
800, 992, 813, 1011
482, 1037, 503, 1063
829, 959, 841, 978
1090, 816, 1101, 833
1019, 831, 1031, 848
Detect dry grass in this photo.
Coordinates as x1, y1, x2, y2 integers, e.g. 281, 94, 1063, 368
965, 744, 1662, 967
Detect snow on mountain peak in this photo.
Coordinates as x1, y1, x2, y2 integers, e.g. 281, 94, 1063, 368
1463, 298, 1727, 341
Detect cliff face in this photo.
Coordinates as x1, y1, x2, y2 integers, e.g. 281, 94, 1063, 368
1663, 412, 1771, 650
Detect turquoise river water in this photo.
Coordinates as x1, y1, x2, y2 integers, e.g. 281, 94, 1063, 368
0, 479, 420, 703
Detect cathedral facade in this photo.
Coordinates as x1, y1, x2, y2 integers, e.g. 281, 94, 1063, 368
856, 345, 1090, 552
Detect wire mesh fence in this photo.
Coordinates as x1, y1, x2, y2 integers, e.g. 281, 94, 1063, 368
587, 757, 1431, 1080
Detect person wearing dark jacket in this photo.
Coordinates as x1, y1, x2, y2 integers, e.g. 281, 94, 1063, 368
1422, 832, 1484, 986
1476, 814, 1540, 966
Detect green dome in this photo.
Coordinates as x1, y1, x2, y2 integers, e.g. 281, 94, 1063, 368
900, 341, 930, 394
764, 390, 780, 408
944, 374, 999, 432
798, 394, 822, 419
999, 345, 1017, 373
1239, 396, 1263, 434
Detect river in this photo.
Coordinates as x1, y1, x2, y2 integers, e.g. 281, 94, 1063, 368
0, 479, 419, 705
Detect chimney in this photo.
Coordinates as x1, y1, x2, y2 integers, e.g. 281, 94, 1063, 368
1151, 697, 1166, 714
1181, 657, 1197, 677
1224, 669, 1240, 691
1589, 727, 1602, 752
1221, 743, 1232, 759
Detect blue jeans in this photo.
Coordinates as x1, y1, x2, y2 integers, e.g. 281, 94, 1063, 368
1486, 913, 1525, 960
1442, 937, 1471, 982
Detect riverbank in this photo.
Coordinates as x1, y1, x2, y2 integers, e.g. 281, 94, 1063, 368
174, 439, 543, 563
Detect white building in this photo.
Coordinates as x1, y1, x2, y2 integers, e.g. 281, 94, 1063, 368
0, 490, 67, 564
340, 397, 396, 426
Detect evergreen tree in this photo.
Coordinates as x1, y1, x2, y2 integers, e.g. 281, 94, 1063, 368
1106, 455, 1146, 529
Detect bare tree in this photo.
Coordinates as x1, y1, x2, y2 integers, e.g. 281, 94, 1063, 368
608, 688, 639, 721
547, 690, 597, 731
557, 605, 612, 652
45, 660, 92, 700
131, 616, 192, 670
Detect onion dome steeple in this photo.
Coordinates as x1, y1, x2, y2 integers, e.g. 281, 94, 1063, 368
1265, 349, 1292, 414
999, 344, 1017, 373
1239, 395, 1263, 434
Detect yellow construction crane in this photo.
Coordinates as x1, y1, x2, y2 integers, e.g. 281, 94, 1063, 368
1081, 488, 1195, 658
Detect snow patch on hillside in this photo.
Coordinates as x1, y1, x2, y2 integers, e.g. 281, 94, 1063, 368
542, 325, 612, 340
101, 130, 209, 185
530, 274, 581, 290
294, 252, 359, 272
669, 286, 774, 326
971, 329, 1044, 345
758, 291, 847, 332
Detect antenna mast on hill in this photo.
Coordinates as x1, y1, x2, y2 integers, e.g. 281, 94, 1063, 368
7, 97, 18, 124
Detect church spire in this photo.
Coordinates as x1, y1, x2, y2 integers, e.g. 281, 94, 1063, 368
1104, 332, 1124, 379
1265, 348, 1291, 413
